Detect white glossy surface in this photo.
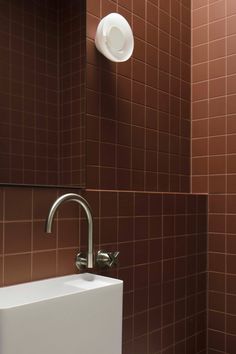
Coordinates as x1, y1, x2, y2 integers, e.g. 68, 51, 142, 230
95, 13, 134, 62
0, 273, 123, 354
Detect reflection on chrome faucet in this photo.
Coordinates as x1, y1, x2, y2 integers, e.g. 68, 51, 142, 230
45, 193, 94, 269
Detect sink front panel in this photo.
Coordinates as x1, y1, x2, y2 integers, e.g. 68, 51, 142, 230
0, 274, 123, 354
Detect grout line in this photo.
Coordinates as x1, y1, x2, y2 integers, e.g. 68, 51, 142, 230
161, 193, 163, 352
2, 190, 5, 285
31, 189, 33, 280
169, 0, 172, 193
206, 1, 210, 352
224, 0, 228, 351
190, 0, 193, 194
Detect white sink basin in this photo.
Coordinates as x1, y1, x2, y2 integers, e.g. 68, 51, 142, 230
0, 273, 123, 354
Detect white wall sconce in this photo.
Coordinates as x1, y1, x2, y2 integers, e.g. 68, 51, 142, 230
95, 13, 134, 62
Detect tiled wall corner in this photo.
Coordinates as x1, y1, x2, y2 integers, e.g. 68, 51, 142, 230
192, 0, 236, 352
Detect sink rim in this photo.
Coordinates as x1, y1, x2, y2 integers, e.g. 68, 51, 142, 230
0, 273, 123, 310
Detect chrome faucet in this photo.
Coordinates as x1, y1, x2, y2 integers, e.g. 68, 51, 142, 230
45, 193, 94, 269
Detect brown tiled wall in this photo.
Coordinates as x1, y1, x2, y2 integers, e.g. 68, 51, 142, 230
0, 1, 209, 354
86, 0, 191, 192
0, 0, 85, 187
0, 0, 60, 185
192, 1, 236, 353
0, 188, 207, 354
60, 0, 86, 186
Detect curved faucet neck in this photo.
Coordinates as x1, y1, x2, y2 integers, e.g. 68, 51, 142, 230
45, 193, 93, 268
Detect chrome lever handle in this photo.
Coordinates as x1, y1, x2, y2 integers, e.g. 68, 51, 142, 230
76, 252, 88, 269
96, 250, 119, 268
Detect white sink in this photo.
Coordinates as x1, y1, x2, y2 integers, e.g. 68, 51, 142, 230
0, 273, 123, 354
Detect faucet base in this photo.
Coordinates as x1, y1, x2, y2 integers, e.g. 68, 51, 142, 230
76, 252, 88, 269
76, 250, 119, 270
96, 250, 119, 268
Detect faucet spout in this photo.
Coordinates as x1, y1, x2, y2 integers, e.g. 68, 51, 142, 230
45, 193, 94, 268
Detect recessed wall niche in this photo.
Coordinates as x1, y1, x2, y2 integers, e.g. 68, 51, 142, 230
0, 0, 86, 187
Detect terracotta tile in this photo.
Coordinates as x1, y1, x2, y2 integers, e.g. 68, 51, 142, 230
209, 253, 225, 273
209, 97, 226, 117
133, 37, 145, 62
209, 19, 226, 41
135, 193, 148, 216
134, 216, 148, 241
209, 136, 226, 155
100, 217, 117, 244
133, 334, 148, 354
100, 192, 118, 217
209, 0, 226, 22
193, 44, 208, 65
209, 291, 225, 312
193, 25, 208, 46
192, 157, 208, 175
192, 82, 208, 102
192, 119, 208, 138
192, 6, 208, 28
118, 76, 132, 101
5, 222, 32, 254
209, 195, 225, 214
227, 315, 236, 335
118, 242, 134, 268
209, 39, 226, 60
118, 267, 133, 292
123, 317, 133, 342
100, 142, 116, 167
228, 54, 236, 75
5, 188, 32, 221
210, 58, 226, 79
118, 218, 133, 244
32, 251, 56, 280
228, 0, 236, 16
87, 0, 100, 16
227, 334, 236, 353
228, 35, 236, 57
209, 272, 225, 292
227, 95, 236, 115
227, 15, 236, 36
192, 100, 208, 120
84, 191, 100, 218
134, 264, 148, 289
209, 214, 225, 233
227, 175, 236, 193
33, 188, 58, 220
227, 215, 236, 234
4, 253, 31, 286
209, 116, 226, 136
227, 235, 236, 255
134, 312, 148, 338
227, 155, 236, 173
227, 274, 236, 294
192, 138, 208, 157
149, 330, 161, 353
208, 329, 225, 352
209, 156, 226, 175
192, 63, 208, 83
57, 248, 78, 275
209, 77, 226, 98
58, 219, 80, 248
192, 176, 208, 193
117, 169, 131, 190
33, 220, 57, 251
